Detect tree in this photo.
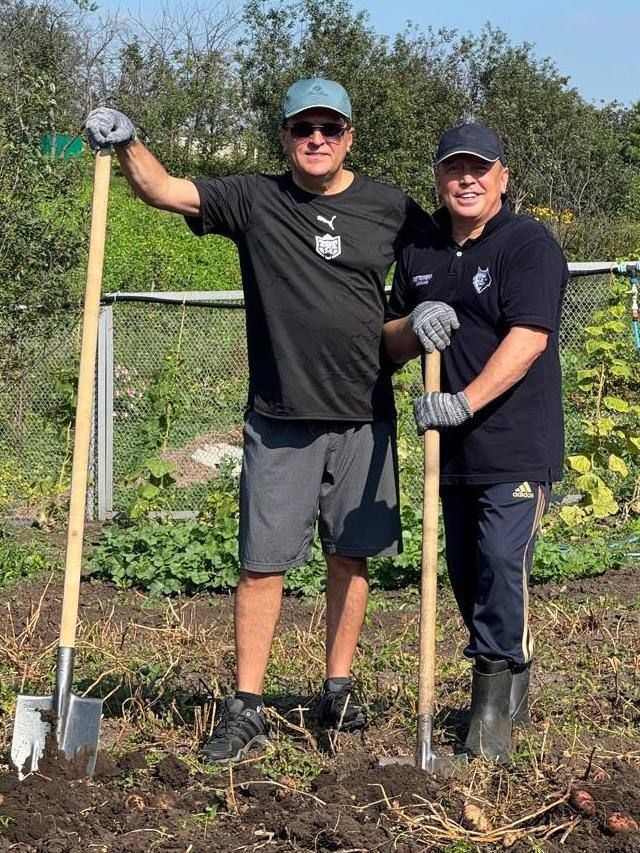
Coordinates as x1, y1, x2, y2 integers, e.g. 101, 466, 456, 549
238, 1, 634, 245
623, 100, 640, 166
0, 0, 85, 381
238, 0, 463, 202
105, 3, 244, 175
458, 28, 631, 254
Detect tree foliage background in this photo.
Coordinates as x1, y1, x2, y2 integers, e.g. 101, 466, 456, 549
0, 0, 639, 371
0, 0, 86, 380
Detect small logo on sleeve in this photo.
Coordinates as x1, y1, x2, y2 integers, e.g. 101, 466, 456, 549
512, 482, 534, 499
412, 274, 433, 287
472, 266, 492, 293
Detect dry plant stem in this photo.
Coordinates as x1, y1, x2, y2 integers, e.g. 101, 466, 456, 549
583, 745, 597, 780
267, 706, 317, 749
234, 780, 327, 806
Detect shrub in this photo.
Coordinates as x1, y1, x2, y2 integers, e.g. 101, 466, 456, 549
103, 178, 241, 294
89, 461, 637, 597
531, 534, 626, 584
0, 529, 60, 587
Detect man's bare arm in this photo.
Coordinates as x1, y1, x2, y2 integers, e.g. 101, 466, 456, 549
383, 316, 421, 363
84, 108, 201, 217
463, 325, 550, 413
115, 141, 201, 217
413, 325, 550, 432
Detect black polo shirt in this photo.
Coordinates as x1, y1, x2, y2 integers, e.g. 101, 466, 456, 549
387, 202, 568, 485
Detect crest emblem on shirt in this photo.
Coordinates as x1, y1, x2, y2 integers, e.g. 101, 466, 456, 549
315, 233, 342, 260
472, 266, 492, 294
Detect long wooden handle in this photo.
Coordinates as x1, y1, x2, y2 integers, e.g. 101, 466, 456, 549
417, 350, 441, 717
59, 150, 111, 649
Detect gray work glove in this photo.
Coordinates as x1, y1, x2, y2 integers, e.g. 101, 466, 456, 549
84, 107, 136, 150
413, 391, 472, 433
410, 301, 460, 352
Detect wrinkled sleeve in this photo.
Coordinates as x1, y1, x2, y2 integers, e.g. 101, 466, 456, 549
393, 195, 431, 257
501, 232, 568, 332
184, 174, 257, 241
385, 249, 416, 322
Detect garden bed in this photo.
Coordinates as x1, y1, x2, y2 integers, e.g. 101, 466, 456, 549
0, 558, 639, 851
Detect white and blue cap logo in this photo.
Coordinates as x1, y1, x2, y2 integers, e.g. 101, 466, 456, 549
283, 78, 352, 121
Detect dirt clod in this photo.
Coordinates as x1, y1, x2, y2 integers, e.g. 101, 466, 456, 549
125, 793, 146, 810
155, 754, 189, 786
150, 791, 176, 809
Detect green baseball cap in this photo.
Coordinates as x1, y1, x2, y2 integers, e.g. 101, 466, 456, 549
282, 78, 352, 121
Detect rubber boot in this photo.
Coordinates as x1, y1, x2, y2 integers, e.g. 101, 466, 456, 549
510, 663, 532, 727
465, 655, 513, 763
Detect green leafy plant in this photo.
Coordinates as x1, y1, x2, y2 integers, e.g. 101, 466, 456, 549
564, 276, 640, 523
0, 528, 60, 587
27, 363, 79, 528
531, 535, 625, 584
123, 314, 192, 519
257, 737, 324, 788
104, 179, 241, 294
124, 457, 177, 521
89, 467, 241, 595
140, 350, 192, 454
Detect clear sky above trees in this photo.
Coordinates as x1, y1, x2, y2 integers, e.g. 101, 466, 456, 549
95, 0, 639, 105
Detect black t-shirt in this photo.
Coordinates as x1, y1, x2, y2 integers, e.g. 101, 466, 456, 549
387, 203, 568, 485
186, 171, 425, 421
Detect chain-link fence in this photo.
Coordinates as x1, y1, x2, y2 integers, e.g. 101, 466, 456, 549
0, 264, 632, 521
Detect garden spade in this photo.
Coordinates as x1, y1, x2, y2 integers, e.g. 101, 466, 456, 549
380, 351, 468, 776
11, 148, 112, 780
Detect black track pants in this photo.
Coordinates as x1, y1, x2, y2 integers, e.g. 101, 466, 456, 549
441, 482, 550, 666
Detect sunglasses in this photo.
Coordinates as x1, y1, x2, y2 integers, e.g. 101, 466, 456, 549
286, 121, 348, 141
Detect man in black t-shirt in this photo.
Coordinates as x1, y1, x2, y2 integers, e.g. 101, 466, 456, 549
84, 80, 457, 763
385, 123, 568, 763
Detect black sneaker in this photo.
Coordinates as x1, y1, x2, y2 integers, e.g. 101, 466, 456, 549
318, 681, 367, 731
200, 697, 269, 763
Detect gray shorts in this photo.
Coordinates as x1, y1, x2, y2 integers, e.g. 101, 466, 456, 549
239, 411, 402, 572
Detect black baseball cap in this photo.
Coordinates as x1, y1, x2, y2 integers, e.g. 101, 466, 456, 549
435, 123, 506, 166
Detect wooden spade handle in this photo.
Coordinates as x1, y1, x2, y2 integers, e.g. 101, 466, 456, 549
59, 150, 111, 649
418, 350, 441, 717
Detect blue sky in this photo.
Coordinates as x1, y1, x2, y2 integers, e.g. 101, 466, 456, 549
353, 0, 639, 105
96, 0, 639, 106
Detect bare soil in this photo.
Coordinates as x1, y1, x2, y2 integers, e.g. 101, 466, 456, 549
0, 562, 639, 851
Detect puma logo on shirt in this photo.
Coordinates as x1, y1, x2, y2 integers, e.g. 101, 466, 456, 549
317, 214, 337, 231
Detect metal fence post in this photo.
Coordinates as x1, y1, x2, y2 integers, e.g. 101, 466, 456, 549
86, 369, 96, 522
96, 304, 114, 521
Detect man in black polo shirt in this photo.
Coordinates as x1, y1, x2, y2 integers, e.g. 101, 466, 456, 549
84, 80, 456, 763
385, 123, 568, 762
